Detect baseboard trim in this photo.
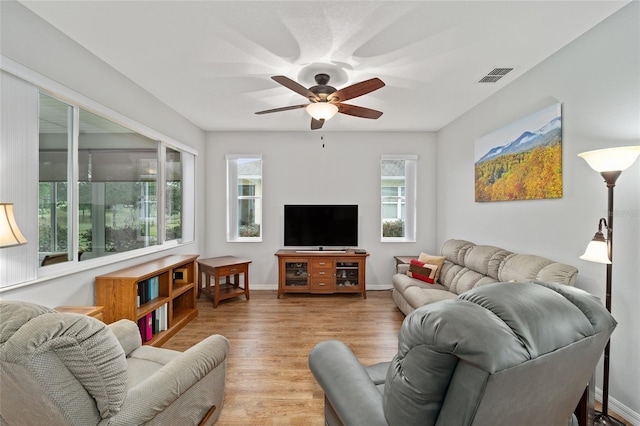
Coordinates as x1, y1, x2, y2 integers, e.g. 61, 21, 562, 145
248, 284, 394, 291
595, 387, 640, 425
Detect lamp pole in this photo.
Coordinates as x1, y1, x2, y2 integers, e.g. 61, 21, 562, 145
595, 171, 621, 426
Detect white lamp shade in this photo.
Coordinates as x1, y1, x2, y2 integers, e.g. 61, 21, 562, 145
306, 102, 339, 121
0, 203, 28, 248
578, 145, 640, 172
579, 240, 611, 264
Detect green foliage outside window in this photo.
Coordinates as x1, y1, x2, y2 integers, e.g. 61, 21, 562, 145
383, 219, 405, 237
239, 224, 260, 237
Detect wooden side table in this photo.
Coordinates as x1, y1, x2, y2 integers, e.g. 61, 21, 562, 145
197, 256, 252, 308
394, 255, 418, 267
55, 306, 104, 322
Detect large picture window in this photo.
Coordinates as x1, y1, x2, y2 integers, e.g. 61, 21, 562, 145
38, 92, 194, 266
381, 155, 417, 242
0, 68, 197, 288
226, 155, 262, 242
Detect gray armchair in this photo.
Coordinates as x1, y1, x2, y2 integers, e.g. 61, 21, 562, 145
309, 281, 617, 426
0, 300, 229, 425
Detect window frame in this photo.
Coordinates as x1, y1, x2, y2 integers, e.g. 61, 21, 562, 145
380, 154, 417, 242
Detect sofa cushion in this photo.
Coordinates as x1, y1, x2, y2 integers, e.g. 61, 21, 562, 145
441, 239, 475, 265
403, 286, 457, 308
0, 300, 56, 345
448, 269, 499, 294
1, 312, 128, 420
393, 273, 448, 294
499, 254, 553, 282
464, 245, 513, 280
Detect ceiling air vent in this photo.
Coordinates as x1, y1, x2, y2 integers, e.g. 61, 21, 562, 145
478, 67, 514, 83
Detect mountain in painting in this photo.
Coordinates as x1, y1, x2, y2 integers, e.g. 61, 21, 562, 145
476, 116, 561, 164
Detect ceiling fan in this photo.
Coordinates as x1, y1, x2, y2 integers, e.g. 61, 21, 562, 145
255, 73, 385, 130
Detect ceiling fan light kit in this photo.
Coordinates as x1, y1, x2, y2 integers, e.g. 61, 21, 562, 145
255, 73, 385, 130
306, 102, 339, 121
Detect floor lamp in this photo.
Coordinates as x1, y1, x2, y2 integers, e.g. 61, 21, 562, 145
0, 203, 28, 248
578, 145, 640, 426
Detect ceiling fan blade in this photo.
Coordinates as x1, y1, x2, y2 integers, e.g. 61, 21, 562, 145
255, 104, 308, 115
311, 118, 325, 130
328, 78, 385, 103
272, 76, 319, 101
336, 103, 383, 119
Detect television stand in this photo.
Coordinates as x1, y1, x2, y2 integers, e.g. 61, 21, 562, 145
275, 249, 369, 298
295, 250, 347, 254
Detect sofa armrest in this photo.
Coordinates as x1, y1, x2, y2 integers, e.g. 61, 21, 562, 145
309, 340, 387, 426
397, 263, 410, 274
109, 334, 230, 425
107, 319, 142, 356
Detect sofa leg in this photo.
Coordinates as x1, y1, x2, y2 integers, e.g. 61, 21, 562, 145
198, 405, 217, 426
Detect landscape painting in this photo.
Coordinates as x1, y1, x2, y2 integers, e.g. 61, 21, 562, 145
474, 103, 562, 202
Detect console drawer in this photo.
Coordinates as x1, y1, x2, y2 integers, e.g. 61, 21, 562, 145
310, 278, 335, 292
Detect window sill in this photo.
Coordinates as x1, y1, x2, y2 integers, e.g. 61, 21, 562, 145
0, 240, 193, 293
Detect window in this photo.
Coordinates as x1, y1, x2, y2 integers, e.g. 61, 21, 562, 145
165, 147, 182, 241
77, 109, 159, 259
39, 93, 74, 265
381, 155, 417, 242
38, 92, 195, 265
226, 155, 262, 242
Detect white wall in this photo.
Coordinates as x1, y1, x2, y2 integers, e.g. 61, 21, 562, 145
0, 0, 207, 305
205, 131, 437, 289
437, 2, 639, 421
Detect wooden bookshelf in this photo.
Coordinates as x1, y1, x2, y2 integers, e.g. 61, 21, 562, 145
95, 254, 199, 347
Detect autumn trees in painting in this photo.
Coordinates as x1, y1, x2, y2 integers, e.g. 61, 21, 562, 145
475, 104, 563, 202
475, 143, 562, 201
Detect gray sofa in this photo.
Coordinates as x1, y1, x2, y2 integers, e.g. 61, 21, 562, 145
0, 300, 229, 425
309, 280, 616, 426
392, 239, 578, 315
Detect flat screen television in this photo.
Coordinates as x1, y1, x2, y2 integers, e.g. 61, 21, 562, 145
284, 204, 358, 248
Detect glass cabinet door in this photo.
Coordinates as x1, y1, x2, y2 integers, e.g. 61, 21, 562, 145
284, 261, 309, 287
336, 261, 359, 287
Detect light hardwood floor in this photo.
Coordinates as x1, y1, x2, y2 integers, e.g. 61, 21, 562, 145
162, 290, 404, 425
163, 290, 633, 426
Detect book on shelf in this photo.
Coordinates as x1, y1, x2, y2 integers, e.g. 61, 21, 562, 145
137, 276, 160, 307
145, 313, 153, 341
160, 303, 168, 331
137, 316, 146, 341
152, 310, 159, 334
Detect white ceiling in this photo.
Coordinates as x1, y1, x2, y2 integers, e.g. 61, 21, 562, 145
20, 1, 630, 132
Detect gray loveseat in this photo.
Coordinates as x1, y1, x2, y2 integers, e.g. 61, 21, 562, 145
309, 281, 616, 426
392, 239, 578, 315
